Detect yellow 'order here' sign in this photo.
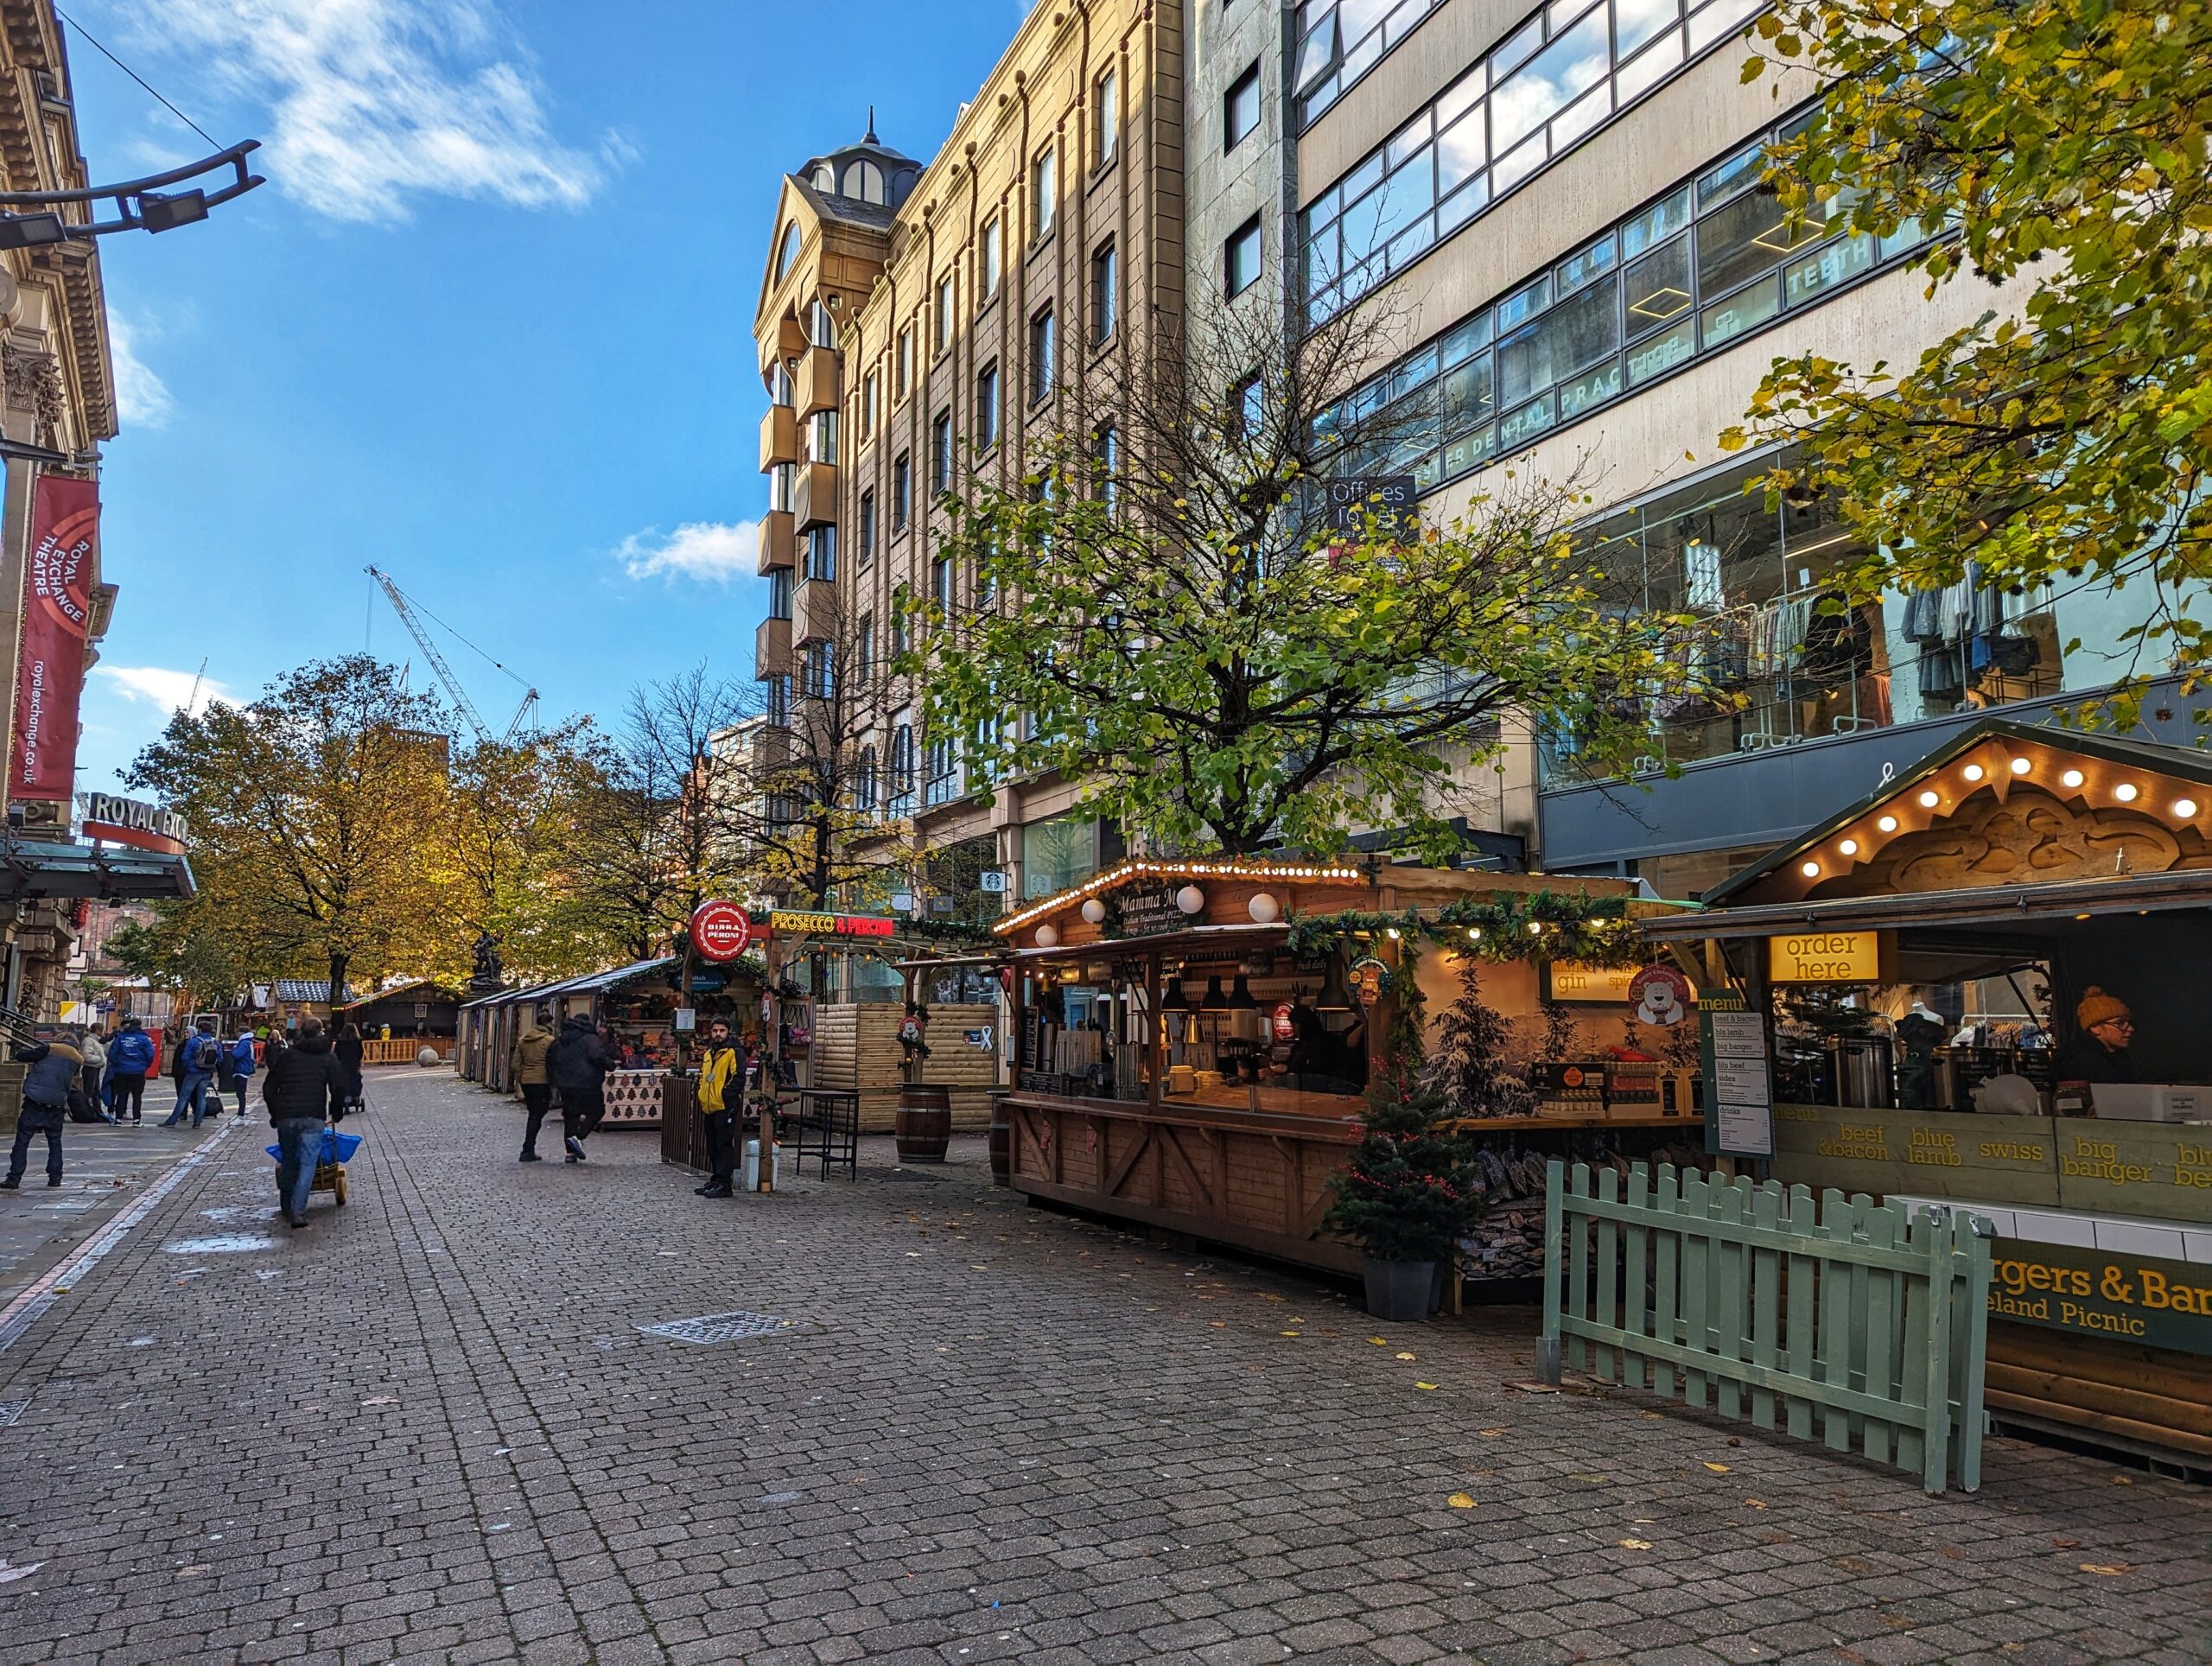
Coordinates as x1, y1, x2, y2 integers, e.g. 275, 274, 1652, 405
1768, 930, 1892, 984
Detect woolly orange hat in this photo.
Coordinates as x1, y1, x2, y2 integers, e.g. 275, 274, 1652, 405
2075, 987, 2131, 1031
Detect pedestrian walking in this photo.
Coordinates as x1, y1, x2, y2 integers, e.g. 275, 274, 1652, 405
75, 1027, 113, 1123
509, 1005, 556, 1161
2, 1026, 79, 1189
545, 1012, 608, 1161
228, 1030, 257, 1116
333, 1021, 365, 1116
692, 1017, 741, 1198
262, 1017, 343, 1229
107, 1014, 153, 1123
160, 1019, 224, 1128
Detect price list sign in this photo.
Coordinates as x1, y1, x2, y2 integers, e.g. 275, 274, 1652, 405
1700, 994, 1775, 1158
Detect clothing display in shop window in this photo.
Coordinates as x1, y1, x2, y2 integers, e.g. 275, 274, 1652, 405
1902, 561, 2040, 699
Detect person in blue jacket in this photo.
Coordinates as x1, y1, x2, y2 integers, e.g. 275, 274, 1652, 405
160, 1019, 223, 1129
105, 1014, 156, 1123
227, 1030, 257, 1117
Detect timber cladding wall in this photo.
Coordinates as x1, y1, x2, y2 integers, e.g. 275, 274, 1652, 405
810, 1002, 1001, 1131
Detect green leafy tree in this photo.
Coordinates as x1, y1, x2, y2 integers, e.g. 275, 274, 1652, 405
1725, 0, 2212, 725
908, 300, 1695, 862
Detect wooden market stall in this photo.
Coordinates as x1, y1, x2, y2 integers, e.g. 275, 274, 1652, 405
993, 859, 1708, 1280
1642, 717, 2212, 1469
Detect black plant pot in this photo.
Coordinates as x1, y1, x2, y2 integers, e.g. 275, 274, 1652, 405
1363, 1256, 1436, 1322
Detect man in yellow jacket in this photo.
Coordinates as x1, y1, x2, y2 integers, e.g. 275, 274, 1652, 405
694, 1016, 741, 1198
511, 1007, 556, 1163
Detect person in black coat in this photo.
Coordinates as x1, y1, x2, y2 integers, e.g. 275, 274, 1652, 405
544, 1014, 609, 1161
263, 1020, 344, 1228
333, 1022, 366, 1113
3, 1027, 78, 1188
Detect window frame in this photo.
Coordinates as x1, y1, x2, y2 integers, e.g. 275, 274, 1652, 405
858, 487, 876, 565
976, 360, 1001, 450
1225, 214, 1264, 297
1028, 304, 1058, 405
892, 451, 912, 531
1090, 238, 1118, 344
1095, 67, 1120, 169
1032, 145, 1058, 241
931, 408, 954, 493
981, 214, 1003, 300
895, 327, 914, 400
1225, 62, 1262, 152
935, 271, 957, 357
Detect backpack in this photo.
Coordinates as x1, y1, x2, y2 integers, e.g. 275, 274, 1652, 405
195, 1033, 225, 1072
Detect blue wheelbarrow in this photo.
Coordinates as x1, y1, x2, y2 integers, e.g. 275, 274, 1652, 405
266, 1125, 364, 1205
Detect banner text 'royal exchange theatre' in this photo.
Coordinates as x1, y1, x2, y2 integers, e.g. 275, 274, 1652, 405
9, 474, 98, 811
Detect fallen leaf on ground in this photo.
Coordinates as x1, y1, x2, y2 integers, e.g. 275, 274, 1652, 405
1395, 1351, 1417, 1361
1478, 1428, 1508, 1438
1369, 1337, 1389, 1346
1744, 1498, 1766, 1510
2079, 1563, 2130, 1577
1701, 1461, 1732, 1473
1261, 1294, 1286, 1302
2110, 1475, 2133, 1485
361, 1396, 397, 1408
1446, 1493, 1476, 1510
1279, 1331, 1302, 1339
1414, 1382, 1438, 1391
1208, 1321, 1225, 1328
1618, 1539, 1652, 1550
2050, 1537, 2079, 1548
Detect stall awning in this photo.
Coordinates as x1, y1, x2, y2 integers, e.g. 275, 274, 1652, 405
0, 839, 193, 901
1642, 868, 2212, 940
460, 957, 678, 1012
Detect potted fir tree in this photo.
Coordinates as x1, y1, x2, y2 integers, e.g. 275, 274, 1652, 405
1324, 1074, 1485, 1320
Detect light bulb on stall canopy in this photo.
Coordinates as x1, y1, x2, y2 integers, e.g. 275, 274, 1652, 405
1877, 815, 1897, 833
1962, 764, 1985, 782
2175, 798, 2200, 819
1839, 839, 1859, 856
1080, 898, 1107, 925
2062, 768, 2085, 788
1465, 927, 1482, 941
1800, 862, 1820, 878
2114, 783, 2139, 803
2010, 756, 2031, 776
1384, 927, 1401, 940
1918, 790, 1940, 808
1527, 920, 1543, 936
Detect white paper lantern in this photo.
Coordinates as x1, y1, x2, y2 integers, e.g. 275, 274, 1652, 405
1247, 892, 1281, 924
1175, 884, 1205, 915
1081, 898, 1108, 925
1034, 924, 1059, 948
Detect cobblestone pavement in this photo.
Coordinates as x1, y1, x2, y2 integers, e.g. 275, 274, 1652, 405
0, 1115, 232, 1307
0, 1069, 2205, 1666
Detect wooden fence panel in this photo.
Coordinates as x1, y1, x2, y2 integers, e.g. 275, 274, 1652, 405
1541, 1159, 1991, 1494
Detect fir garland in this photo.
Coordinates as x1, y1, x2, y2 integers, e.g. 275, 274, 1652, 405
1283, 889, 1643, 968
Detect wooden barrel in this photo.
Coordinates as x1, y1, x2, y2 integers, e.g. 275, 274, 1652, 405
894, 1083, 951, 1162
986, 1092, 1012, 1186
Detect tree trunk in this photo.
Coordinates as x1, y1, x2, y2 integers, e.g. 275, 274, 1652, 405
327, 952, 349, 1014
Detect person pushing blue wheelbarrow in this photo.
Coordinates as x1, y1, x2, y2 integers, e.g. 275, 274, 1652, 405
258, 1018, 354, 1229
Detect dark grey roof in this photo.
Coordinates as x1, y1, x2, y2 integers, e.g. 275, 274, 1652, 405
791, 176, 898, 232
274, 979, 347, 1003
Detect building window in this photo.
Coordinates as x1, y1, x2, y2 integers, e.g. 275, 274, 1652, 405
1028, 305, 1056, 405
767, 568, 792, 620
924, 733, 961, 807
808, 298, 837, 349
1091, 239, 1117, 343
1032, 146, 1058, 240
776, 221, 801, 278
804, 522, 836, 582
1023, 811, 1100, 899
935, 273, 957, 355
981, 214, 1002, 299
855, 744, 880, 813
765, 673, 792, 727
1292, 0, 1448, 127
1225, 62, 1262, 150
804, 408, 838, 466
976, 362, 1001, 449
1096, 67, 1119, 167
1225, 215, 1262, 296
931, 410, 953, 493
858, 488, 876, 565
768, 360, 793, 406
892, 588, 911, 655
892, 452, 912, 530
858, 614, 875, 681
1093, 423, 1119, 512
862, 371, 879, 438
803, 639, 836, 701
1300, 0, 1776, 320
1318, 110, 1938, 499
1236, 373, 1265, 437
933, 557, 956, 613
896, 327, 913, 399
769, 461, 795, 513
889, 722, 916, 817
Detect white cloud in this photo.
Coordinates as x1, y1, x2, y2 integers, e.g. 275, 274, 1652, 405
616, 520, 760, 584
107, 314, 175, 429
94, 664, 230, 717
96, 0, 613, 223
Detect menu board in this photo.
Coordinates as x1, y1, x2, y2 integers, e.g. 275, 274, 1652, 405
1702, 997, 1774, 1157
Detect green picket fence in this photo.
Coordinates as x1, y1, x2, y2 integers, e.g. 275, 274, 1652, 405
1540, 1160, 1992, 1493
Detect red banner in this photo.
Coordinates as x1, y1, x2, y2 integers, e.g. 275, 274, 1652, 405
9, 476, 97, 804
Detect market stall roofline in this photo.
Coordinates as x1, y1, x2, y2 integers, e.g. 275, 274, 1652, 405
1640, 867, 2212, 940
1704, 716, 2212, 907
459, 956, 684, 1011
1002, 920, 1294, 960
993, 858, 1372, 936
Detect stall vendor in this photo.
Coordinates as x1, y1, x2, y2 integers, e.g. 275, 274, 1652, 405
2058, 987, 2136, 1084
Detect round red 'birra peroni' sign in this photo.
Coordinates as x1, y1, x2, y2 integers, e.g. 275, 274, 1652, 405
690, 900, 752, 963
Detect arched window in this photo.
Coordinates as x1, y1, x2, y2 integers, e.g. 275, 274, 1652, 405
843, 159, 886, 204
810, 162, 835, 191
775, 221, 800, 278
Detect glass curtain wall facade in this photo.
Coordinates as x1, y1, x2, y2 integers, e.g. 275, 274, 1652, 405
1300, 0, 1771, 320
1320, 114, 1940, 492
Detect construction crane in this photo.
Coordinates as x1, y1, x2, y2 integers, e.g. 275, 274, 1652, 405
364, 566, 540, 743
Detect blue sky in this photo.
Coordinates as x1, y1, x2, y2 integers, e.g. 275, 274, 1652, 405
67, 0, 1021, 795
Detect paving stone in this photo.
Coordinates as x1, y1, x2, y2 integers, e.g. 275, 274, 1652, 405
0, 1070, 2202, 1663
